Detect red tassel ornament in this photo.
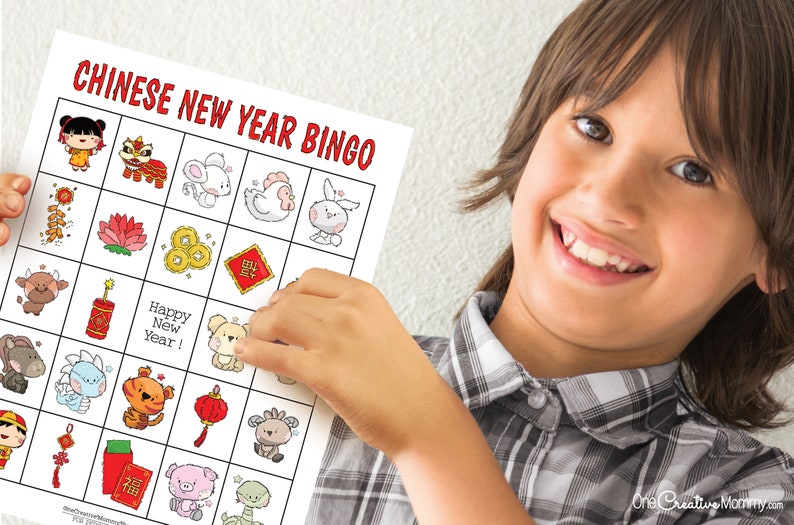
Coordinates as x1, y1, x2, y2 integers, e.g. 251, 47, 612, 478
52, 423, 75, 488
193, 385, 228, 447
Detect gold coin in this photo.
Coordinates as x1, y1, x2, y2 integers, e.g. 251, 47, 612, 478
171, 226, 198, 248
188, 243, 212, 269
165, 247, 190, 273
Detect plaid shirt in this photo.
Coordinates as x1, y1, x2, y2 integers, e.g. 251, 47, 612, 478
307, 291, 794, 524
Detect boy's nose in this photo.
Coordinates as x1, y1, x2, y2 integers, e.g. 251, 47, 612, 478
575, 157, 646, 229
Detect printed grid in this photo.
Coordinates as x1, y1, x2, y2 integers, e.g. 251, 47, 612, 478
0, 97, 375, 524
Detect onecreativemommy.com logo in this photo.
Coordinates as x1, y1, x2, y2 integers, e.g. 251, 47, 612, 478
632, 491, 784, 513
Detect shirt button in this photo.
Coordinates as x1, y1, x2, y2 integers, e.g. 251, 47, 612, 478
527, 389, 547, 409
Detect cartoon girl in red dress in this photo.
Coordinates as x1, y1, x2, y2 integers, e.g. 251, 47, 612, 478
58, 115, 106, 171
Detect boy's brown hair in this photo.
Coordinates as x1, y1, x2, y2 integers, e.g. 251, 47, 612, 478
464, 0, 794, 430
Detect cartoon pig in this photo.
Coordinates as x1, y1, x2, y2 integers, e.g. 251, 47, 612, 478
165, 463, 218, 521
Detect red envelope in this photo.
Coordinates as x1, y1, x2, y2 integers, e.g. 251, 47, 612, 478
102, 440, 132, 494
111, 462, 152, 510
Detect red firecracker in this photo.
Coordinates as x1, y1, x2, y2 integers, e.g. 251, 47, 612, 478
193, 385, 228, 447
86, 279, 115, 340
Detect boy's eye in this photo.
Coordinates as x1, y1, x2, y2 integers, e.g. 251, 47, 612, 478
670, 160, 712, 185
575, 116, 612, 143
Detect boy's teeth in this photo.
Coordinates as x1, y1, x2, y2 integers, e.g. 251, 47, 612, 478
561, 230, 642, 273
570, 240, 590, 259
587, 247, 609, 267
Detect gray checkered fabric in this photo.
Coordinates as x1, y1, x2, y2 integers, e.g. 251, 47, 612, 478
306, 292, 794, 524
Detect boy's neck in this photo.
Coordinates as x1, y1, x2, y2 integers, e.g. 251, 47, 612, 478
488, 291, 681, 379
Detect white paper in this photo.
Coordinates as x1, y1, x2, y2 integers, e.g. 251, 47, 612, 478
0, 31, 411, 525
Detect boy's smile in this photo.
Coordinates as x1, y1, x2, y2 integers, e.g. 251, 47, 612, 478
552, 219, 651, 284
492, 46, 769, 377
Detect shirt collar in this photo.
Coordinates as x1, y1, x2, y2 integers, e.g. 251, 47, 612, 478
439, 291, 681, 448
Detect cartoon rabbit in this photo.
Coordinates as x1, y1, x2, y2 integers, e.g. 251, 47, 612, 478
308, 178, 359, 247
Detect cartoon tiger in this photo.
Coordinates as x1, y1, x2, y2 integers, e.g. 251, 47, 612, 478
122, 366, 174, 430
119, 136, 168, 188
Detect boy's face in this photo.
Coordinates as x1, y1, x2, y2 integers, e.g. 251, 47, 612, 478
0, 425, 25, 448
504, 47, 767, 369
64, 131, 100, 149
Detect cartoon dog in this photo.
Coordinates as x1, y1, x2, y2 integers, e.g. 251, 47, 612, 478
122, 366, 174, 429
207, 315, 249, 372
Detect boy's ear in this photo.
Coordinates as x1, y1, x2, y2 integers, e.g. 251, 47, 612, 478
755, 264, 786, 294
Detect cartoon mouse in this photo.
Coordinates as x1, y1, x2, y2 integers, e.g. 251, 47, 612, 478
182, 152, 232, 208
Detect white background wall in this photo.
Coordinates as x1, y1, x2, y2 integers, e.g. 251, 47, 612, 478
1, 4, 792, 521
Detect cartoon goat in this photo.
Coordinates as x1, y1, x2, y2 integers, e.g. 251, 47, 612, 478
182, 152, 232, 208
0, 335, 46, 394
248, 408, 299, 463
15, 268, 69, 315
308, 178, 359, 247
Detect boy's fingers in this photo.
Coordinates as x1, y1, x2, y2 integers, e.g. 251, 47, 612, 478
249, 298, 327, 349
0, 222, 9, 246
235, 338, 312, 383
2, 191, 24, 216
11, 176, 31, 194
0, 174, 31, 193
278, 268, 365, 301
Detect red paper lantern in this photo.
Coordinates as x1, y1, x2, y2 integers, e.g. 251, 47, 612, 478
193, 385, 228, 447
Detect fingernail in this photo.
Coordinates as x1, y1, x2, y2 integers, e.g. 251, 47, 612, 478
11, 177, 26, 191
235, 337, 248, 355
270, 289, 283, 304
5, 193, 21, 212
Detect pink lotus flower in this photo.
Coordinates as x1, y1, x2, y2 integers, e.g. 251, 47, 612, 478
97, 213, 147, 256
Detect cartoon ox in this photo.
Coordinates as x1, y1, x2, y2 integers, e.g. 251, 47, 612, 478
16, 268, 69, 315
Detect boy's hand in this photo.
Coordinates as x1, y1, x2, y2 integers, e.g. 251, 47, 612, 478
0, 173, 31, 246
237, 268, 538, 524
235, 268, 453, 457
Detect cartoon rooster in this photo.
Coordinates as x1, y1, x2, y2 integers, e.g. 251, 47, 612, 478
244, 172, 295, 222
